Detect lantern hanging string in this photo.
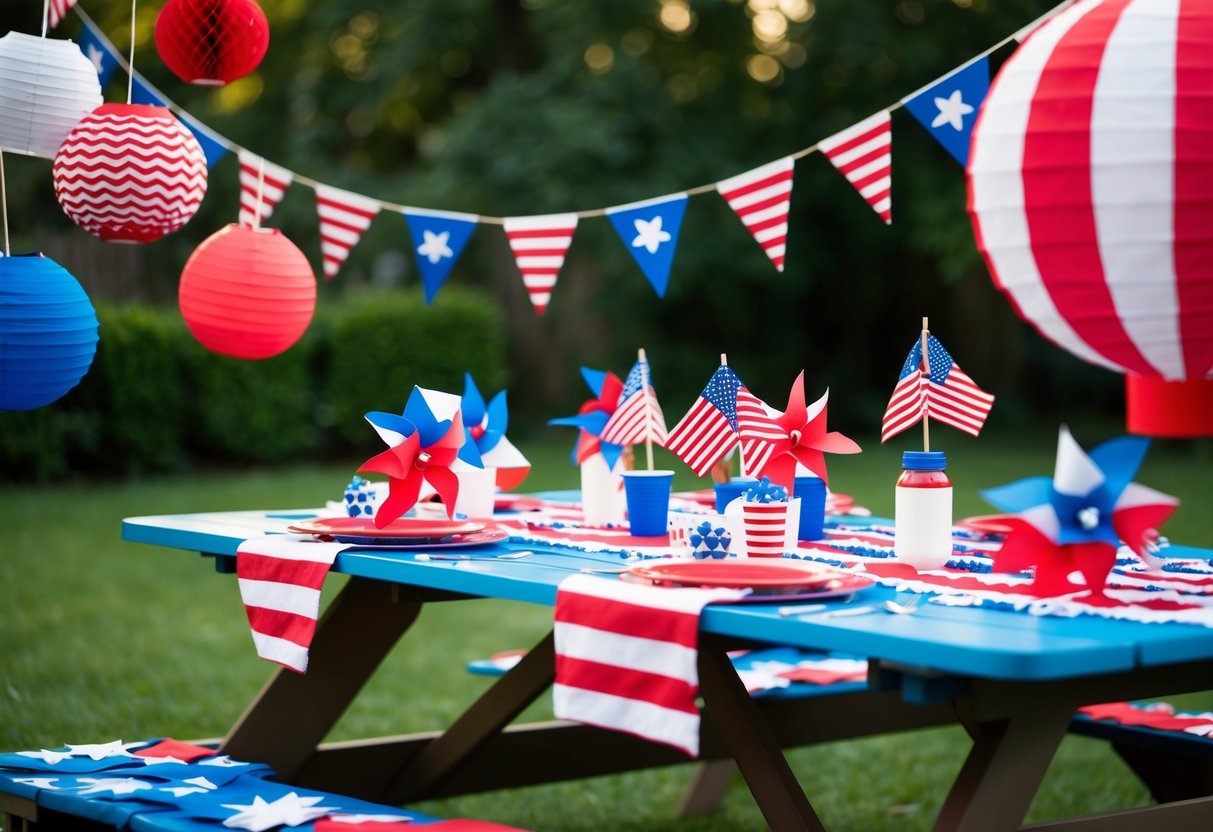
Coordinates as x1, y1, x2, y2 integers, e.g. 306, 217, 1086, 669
41, 0, 49, 37
126, 0, 138, 105
1, 150, 9, 256
920, 316, 931, 453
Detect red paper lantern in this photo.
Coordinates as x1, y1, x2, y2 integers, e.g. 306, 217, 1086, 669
179, 224, 316, 360
967, 0, 1213, 437
53, 103, 207, 243
155, 0, 270, 86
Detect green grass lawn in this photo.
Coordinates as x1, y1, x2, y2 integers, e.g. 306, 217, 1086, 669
1, 426, 1210, 830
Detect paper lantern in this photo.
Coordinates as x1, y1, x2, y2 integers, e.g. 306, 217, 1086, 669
179, 224, 315, 360
967, 0, 1213, 437
0, 32, 103, 159
0, 253, 99, 411
155, 0, 270, 86
53, 103, 208, 243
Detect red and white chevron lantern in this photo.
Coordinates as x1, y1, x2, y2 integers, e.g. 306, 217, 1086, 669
238, 149, 292, 227
968, 0, 1213, 436
503, 213, 578, 315
820, 111, 892, 225
717, 157, 795, 272
53, 103, 207, 243
315, 183, 380, 280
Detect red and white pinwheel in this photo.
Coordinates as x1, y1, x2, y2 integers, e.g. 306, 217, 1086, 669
738, 372, 861, 490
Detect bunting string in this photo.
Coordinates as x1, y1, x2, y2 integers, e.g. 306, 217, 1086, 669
61, 2, 1077, 301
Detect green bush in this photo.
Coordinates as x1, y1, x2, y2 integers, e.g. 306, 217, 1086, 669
324, 288, 508, 451
0, 289, 506, 481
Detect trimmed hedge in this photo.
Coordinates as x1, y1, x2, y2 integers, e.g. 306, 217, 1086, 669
0, 288, 506, 482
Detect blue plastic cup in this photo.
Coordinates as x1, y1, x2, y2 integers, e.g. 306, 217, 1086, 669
794, 475, 827, 541
622, 470, 675, 537
714, 477, 757, 513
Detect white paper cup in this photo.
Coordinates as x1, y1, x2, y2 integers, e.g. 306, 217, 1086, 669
580, 453, 627, 526
454, 465, 496, 519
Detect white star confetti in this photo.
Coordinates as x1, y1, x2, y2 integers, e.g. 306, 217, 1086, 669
16, 749, 72, 765
77, 777, 153, 796
160, 776, 219, 798
67, 741, 137, 761
221, 792, 338, 831
13, 777, 60, 789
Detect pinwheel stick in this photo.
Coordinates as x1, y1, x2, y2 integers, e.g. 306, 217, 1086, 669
921, 316, 931, 453
639, 347, 655, 470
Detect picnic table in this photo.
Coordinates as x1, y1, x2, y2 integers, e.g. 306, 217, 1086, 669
120, 498, 1213, 832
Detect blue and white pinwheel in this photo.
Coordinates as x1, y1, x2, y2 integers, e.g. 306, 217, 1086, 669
461, 373, 531, 491
981, 426, 1178, 599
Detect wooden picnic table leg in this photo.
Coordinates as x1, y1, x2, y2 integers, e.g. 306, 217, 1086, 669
698, 636, 826, 832
933, 702, 1074, 832
220, 576, 423, 779
384, 630, 557, 803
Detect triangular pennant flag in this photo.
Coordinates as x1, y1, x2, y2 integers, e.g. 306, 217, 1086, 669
130, 77, 229, 169
77, 18, 119, 87
902, 57, 989, 167
48, 0, 78, 29
605, 194, 688, 298
716, 157, 794, 272
819, 111, 893, 224
402, 207, 479, 304
502, 213, 578, 316
315, 184, 381, 281
237, 151, 293, 228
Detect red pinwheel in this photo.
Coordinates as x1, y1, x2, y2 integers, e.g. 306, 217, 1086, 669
360, 394, 467, 525
548, 367, 626, 470
740, 372, 860, 490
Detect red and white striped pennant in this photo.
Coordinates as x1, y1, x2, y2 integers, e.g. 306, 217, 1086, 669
716, 157, 795, 272
47, 0, 77, 29
315, 184, 381, 280
237, 150, 293, 228
819, 111, 893, 224
503, 213, 578, 315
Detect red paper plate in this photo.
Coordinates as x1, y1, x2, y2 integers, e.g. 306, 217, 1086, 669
624, 559, 848, 591
956, 514, 1022, 536
287, 516, 484, 541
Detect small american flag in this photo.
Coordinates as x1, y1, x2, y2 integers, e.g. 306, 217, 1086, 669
666, 364, 742, 476
882, 334, 994, 442
47, 0, 77, 29
600, 356, 668, 447
736, 388, 782, 476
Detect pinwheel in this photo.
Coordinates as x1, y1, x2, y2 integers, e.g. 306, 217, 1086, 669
548, 367, 625, 470
359, 387, 474, 525
739, 372, 861, 491
982, 426, 1179, 600
462, 373, 531, 490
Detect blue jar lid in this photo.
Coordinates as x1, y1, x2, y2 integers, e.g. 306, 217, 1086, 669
902, 450, 946, 471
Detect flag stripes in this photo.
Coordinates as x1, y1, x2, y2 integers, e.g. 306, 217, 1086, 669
315, 184, 380, 280
47, 0, 77, 29
600, 358, 667, 447
880, 373, 927, 443
820, 111, 893, 224
925, 368, 995, 436
716, 157, 795, 271
503, 213, 578, 315
736, 388, 782, 476
238, 150, 293, 227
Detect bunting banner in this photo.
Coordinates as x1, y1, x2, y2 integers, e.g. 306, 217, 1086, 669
315, 184, 381, 281
76, 18, 118, 87
605, 194, 688, 298
716, 157, 795, 272
237, 150, 293, 228
819, 111, 893, 224
503, 213, 578, 316
61, 2, 1079, 312
130, 77, 230, 170
402, 207, 480, 304
902, 56, 990, 166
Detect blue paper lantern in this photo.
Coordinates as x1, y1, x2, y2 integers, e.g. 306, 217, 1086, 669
0, 253, 99, 411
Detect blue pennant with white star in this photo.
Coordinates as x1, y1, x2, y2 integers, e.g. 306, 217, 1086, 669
402, 207, 479, 304
901, 56, 989, 166
77, 19, 119, 88
130, 78, 230, 170
605, 193, 688, 298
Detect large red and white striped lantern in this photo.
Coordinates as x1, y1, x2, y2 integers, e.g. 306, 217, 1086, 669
179, 224, 316, 360
53, 103, 208, 243
155, 0, 270, 86
968, 0, 1213, 437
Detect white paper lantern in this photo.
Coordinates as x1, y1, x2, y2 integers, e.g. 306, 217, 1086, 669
0, 31, 103, 159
